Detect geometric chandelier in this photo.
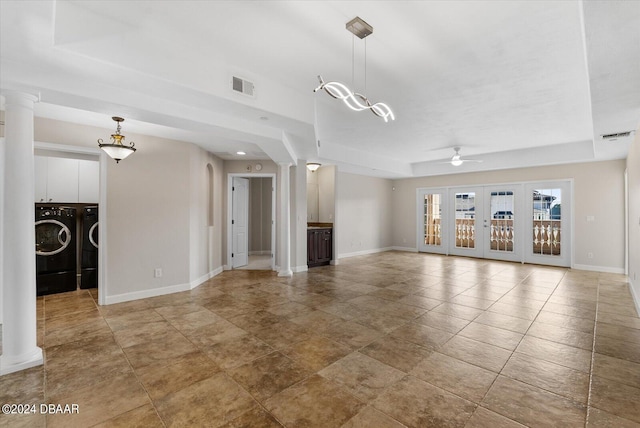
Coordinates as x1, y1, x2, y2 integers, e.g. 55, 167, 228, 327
313, 16, 394, 123
98, 116, 136, 163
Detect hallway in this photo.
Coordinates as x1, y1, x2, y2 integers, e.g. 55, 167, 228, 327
1, 251, 638, 427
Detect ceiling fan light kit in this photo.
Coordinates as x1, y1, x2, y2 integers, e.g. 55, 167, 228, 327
314, 16, 394, 122
438, 147, 483, 166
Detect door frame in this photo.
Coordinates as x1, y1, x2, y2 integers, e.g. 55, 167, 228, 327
226, 173, 276, 271
416, 179, 572, 267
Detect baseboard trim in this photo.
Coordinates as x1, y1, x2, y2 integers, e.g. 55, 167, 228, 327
629, 277, 640, 317
249, 250, 271, 256
292, 265, 308, 273
572, 264, 625, 275
105, 267, 224, 305
338, 247, 394, 259
189, 266, 224, 290
390, 246, 419, 253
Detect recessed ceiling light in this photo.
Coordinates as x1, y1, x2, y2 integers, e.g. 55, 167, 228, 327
237, 151, 246, 155
260, 116, 269, 121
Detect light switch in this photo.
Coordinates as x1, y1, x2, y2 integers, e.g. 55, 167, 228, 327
586, 216, 595, 222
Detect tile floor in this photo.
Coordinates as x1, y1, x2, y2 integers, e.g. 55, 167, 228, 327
1, 251, 640, 427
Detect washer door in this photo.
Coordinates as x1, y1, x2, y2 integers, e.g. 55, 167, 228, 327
89, 221, 99, 249
35, 219, 72, 256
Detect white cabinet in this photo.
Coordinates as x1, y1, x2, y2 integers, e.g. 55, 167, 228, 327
47, 157, 79, 203
34, 156, 99, 203
34, 156, 49, 202
78, 160, 100, 203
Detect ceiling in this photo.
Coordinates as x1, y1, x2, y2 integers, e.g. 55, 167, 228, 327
1, 1, 639, 178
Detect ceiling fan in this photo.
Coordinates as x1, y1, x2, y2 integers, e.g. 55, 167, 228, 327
439, 147, 483, 166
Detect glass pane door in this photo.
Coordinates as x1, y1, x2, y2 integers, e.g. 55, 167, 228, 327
483, 185, 522, 262
417, 188, 447, 254
449, 187, 484, 258
525, 182, 571, 267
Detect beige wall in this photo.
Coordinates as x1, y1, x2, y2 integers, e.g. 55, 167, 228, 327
627, 129, 640, 312
336, 172, 393, 258
318, 166, 336, 223
32, 117, 225, 302
391, 160, 626, 271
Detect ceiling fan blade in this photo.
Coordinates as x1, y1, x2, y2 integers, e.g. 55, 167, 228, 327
460, 159, 483, 163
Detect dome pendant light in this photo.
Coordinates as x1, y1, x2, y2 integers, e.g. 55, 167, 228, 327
98, 116, 136, 163
313, 16, 394, 122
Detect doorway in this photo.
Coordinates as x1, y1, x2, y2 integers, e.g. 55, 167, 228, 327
417, 180, 571, 266
227, 173, 276, 271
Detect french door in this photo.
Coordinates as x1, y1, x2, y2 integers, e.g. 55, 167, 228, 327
417, 181, 570, 266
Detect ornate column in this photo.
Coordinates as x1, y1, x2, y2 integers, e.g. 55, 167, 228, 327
1, 91, 43, 375
278, 162, 293, 277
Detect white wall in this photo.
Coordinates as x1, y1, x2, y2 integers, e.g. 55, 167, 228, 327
318, 166, 336, 223
391, 160, 627, 272
627, 129, 640, 312
336, 171, 393, 258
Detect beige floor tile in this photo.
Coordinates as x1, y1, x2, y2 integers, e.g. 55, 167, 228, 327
431, 302, 485, 321
473, 311, 532, 334
592, 352, 640, 388
350, 311, 408, 334
0, 366, 44, 404
229, 351, 313, 402
162, 308, 223, 333
482, 376, 586, 427
372, 375, 476, 428
396, 294, 443, 310
155, 372, 258, 427
341, 406, 405, 428
104, 308, 165, 331
410, 352, 497, 403
182, 318, 247, 348
414, 311, 471, 334
91, 404, 164, 428
589, 376, 640, 423
281, 335, 352, 371
265, 301, 312, 318
458, 322, 523, 351
597, 312, 640, 330
535, 310, 595, 334
516, 335, 592, 372
501, 352, 589, 404
111, 320, 175, 348
252, 320, 311, 349
449, 295, 495, 310
391, 322, 454, 350
360, 335, 433, 373
218, 406, 283, 428
487, 302, 539, 321
594, 334, 640, 364
440, 335, 511, 373
319, 352, 405, 402
44, 317, 112, 348
526, 320, 594, 350
596, 322, 640, 345
44, 307, 102, 331
122, 329, 198, 369
265, 374, 365, 428
46, 373, 150, 428
45, 335, 133, 397
200, 333, 274, 370
587, 407, 640, 428
135, 351, 220, 400
322, 320, 383, 349
464, 406, 527, 428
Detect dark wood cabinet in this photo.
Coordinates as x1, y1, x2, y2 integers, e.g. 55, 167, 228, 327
307, 228, 332, 268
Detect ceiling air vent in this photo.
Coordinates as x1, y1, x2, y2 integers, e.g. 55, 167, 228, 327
232, 76, 255, 97
601, 131, 633, 141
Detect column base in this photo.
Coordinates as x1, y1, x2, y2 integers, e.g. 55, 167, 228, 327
277, 269, 293, 277
0, 347, 43, 376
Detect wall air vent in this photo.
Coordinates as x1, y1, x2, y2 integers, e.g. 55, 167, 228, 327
601, 131, 633, 141
232, 76, 255, 97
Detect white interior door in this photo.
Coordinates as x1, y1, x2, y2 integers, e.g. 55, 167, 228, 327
232, 177, 249, 268
524, 181, 571, 267
449, 187, 485, 258
417, 188, 448, 254
482, 185, 523, 262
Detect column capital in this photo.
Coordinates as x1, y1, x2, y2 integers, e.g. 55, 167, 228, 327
277, 162, 292, 168
2, 91, 40, 109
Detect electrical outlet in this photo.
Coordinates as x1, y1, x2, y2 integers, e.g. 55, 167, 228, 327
154, 268, 162, 278
587, 252, 594, 259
